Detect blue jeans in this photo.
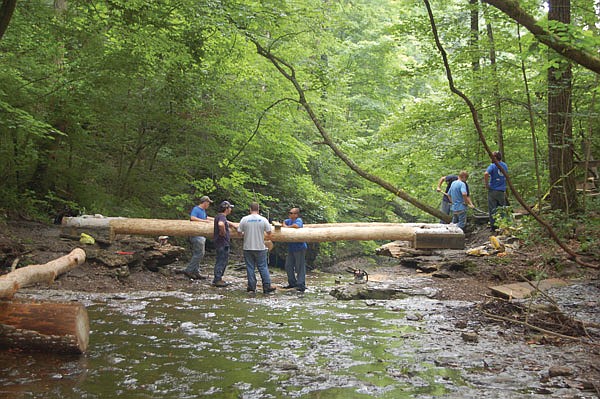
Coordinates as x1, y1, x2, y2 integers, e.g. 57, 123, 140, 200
244, 250, 271, 291
185, 236, 206, 274
452, 209, 467, 230
285, 249, 306, 290
213, 246, 229, 284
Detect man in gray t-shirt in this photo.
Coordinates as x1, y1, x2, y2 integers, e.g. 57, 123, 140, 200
237, 202, 275, 294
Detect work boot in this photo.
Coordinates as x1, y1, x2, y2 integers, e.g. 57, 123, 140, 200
212, 280, 230, 287
184, 270, 206, 280
263, 286, 276, 294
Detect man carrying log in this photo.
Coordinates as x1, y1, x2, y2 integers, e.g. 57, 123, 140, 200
183, 196, 213, 280
281, 207, 308, 292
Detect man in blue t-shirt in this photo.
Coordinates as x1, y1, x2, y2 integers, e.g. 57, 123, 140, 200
281, 207, 308, 292
448, 171, 474, 230
484, 151, 509, 231
437, 174, 470, 223
184, 196, 213, 280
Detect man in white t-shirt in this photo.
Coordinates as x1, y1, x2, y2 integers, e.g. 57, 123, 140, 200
237, 202, 275, 294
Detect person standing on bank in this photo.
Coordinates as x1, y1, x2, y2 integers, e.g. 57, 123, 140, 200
437, 174, 471, 223
212, 201, 237, 288
281, 207, 308, 292
448, 171, 474, 230
184, 196, 213, 280
237, 202, 276, 294
484, 151, 509, 232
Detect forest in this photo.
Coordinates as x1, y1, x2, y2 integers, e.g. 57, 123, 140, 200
0, 0, 598, 265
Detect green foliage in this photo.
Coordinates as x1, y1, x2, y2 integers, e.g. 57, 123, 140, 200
0, 0, 598, 266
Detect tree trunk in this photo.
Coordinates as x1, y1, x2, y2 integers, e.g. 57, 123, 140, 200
0, 0, 17, 40
517, 24, 543, 206
547, 0, 577, 212
63, 217, 465, 248
486, 22, 505, 158
0, 301, 89, 354
0, 248, 86, 299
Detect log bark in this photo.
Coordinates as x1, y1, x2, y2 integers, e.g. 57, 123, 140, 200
62, 217, 464, 248
0, 248, 86, 299
0, 301, 89, 354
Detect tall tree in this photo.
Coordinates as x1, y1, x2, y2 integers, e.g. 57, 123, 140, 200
547, 0, 577, 212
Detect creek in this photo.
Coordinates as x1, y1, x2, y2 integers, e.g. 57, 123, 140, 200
0, 273, 597, 398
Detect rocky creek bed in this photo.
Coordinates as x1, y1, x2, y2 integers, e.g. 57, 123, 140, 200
0, 220, 599, 398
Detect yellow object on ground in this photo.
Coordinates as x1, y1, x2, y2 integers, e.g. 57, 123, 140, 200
490, 236, 503, 250
79, 233, 95, 244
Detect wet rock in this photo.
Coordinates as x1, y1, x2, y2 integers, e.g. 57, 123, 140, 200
454, 320, 468, 329
547, 365, 574, 378
461, 332, 479, 343
406, 313, 423, 321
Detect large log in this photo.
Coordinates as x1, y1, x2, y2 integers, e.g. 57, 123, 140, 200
63, 217, 464, 248
0, 248, 86, 299
0, 301, 89, 354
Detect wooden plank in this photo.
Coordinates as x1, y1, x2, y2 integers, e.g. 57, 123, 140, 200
489, 278, 568, 299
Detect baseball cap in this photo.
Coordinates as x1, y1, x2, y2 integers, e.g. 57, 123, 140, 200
199, 196, 213, 204
218, 201, 234, 211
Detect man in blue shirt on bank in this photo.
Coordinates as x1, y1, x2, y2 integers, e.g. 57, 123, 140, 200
448, 171, 474, 231
484, 151, 509, 232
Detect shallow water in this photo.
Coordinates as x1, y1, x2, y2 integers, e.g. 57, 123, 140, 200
1, 275, 598, 398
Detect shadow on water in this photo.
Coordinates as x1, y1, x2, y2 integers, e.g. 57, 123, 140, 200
0, 280, 467, 399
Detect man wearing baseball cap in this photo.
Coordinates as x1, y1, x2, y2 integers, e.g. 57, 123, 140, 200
212, 200, 238, 287
183, 195, 213, 280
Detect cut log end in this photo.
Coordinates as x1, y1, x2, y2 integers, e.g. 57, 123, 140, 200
0, 301, 90, 354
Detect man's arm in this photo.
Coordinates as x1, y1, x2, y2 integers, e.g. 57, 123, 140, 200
484, 171, 490, 188
436, 176, 446, 191
463, 193, 475, 207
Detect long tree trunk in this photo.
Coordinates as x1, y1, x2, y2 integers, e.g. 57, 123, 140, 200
517, 24, 543, 207
486, 22, 505, 158
547, 0, 577, 212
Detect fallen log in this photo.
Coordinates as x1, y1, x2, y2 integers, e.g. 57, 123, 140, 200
0, 301, 89, 354
63, 217, 465, 249
0, 248, 86, 299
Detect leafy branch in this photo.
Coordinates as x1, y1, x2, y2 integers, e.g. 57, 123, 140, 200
240, 31, 451, 223
483, 0, 600, 75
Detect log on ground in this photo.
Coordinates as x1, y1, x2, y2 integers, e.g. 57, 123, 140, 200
0, 301, 89, 354
0, 248, 86, 299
